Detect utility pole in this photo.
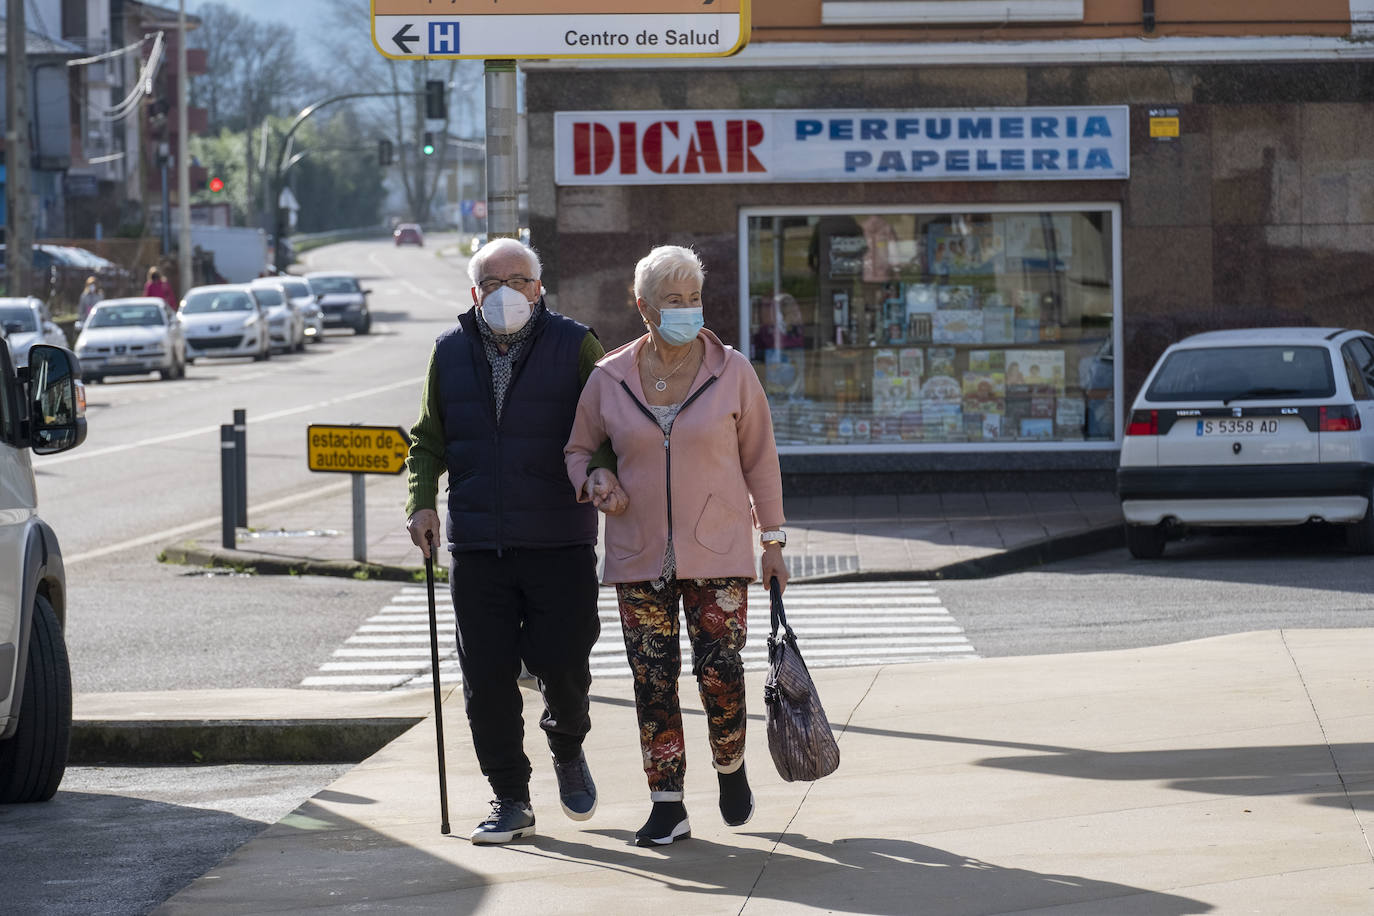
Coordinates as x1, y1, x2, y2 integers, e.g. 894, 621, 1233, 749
177, 0, 192, 294
484, 60, 518, 239
6, 0, 33, 298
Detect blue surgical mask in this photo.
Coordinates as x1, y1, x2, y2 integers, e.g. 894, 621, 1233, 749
652, 305, 704, 346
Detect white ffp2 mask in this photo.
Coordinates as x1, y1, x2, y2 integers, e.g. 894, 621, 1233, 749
481, 285, 533, 334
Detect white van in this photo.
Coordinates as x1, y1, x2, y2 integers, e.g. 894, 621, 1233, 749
0, 343, 87, 802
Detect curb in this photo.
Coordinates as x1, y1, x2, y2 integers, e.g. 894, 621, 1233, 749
158, 524, 1126, 586
69, 717, 422, 765
158, 540, 437, 584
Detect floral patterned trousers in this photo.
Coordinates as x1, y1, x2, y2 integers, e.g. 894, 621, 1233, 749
616, 577, 750, 800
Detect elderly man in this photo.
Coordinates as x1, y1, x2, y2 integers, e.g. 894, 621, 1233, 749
406, 237, 625, 844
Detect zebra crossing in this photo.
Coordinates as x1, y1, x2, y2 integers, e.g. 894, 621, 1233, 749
299, 580, 978, 689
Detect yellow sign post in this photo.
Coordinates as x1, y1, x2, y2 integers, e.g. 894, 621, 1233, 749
371, 0, 750, 60
307, 424, 410, 475
307, 424, 411, 562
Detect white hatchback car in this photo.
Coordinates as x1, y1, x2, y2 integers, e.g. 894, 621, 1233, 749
179, 285, 271, 363
0, 342, 86, 802
75, 298, 186, 383
248, 280, 305, 353
0, 298, 67, 369
276, 276, 324, 343
1118, 327, 1374, 558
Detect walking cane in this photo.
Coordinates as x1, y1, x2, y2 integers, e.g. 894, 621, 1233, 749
424, 531, 451, 835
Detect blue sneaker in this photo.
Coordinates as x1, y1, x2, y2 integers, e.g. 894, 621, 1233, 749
552, 752, 598, 821
470, 798, 535, 845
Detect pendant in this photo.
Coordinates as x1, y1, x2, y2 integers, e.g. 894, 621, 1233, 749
654, 380, 667, 392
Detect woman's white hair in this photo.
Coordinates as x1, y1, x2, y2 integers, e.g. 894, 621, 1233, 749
467, 237, 542, 286
634, 245, 705, 305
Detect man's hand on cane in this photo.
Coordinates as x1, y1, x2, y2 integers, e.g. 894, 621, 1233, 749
408, 508, 442, 558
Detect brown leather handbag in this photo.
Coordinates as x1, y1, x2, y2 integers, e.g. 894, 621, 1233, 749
763, 578, 841, 782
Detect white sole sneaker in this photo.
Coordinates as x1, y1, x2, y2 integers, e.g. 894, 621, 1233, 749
470, 823, 536, 845
561, 796, 598, 822
635, 817, 691, 847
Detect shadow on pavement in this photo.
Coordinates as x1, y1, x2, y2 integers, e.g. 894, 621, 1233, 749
514, 831, 1211, 915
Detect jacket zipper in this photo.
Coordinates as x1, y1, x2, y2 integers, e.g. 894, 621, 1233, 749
619, 376, 718, 557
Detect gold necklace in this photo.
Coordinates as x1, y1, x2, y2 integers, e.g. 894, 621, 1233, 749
648, 341, 695, 392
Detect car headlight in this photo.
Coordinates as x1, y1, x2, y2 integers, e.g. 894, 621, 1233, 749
243, 315, 258, 327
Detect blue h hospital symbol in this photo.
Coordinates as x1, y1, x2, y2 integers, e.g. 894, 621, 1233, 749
429, 21, 460, 54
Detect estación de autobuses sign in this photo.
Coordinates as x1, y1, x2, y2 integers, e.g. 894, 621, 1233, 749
371, 0, 749, 60
554, 107, 1131, 185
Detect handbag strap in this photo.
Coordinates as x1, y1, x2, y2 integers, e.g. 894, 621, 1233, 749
768, 577, 795, 642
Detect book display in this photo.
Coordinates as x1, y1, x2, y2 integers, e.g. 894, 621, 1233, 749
750, 209, 1117, 447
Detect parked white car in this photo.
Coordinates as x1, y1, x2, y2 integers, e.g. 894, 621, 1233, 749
0, 298, 67, 369
277, 276, 324, 343
304, 271, 371, 335
1118, 327, 1374, 557
0, 342, 86, 802
179, 285, 271, 363
248, 279, 305, 353
74, 298, 186, 383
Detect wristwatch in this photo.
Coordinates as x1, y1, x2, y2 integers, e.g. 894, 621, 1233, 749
760, 529, 787, 548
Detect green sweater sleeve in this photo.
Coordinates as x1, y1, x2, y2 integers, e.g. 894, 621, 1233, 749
404, 346, 445, 516
580, 332, 617, 475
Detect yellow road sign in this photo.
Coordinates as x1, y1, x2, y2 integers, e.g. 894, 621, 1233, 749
307, 424, 410, 475
371, 0, 749, 61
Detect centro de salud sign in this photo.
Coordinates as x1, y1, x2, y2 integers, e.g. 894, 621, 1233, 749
370, 0, 750, 60
307, 424, 410, 475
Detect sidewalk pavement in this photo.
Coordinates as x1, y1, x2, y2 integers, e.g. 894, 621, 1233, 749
123, 486, 1374, 911
139, 629, 1374, 914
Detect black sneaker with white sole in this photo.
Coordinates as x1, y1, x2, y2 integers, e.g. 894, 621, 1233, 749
552, 752, 598, 821
470, 798, 536, 845
635, 801, 691, 847
718, 763, 754, 827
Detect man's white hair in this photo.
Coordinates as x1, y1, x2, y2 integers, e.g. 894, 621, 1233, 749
633, 245, 705, 305
467, 237, 543, 286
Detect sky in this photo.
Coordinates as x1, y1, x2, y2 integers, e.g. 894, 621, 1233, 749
185, 0, 329, 35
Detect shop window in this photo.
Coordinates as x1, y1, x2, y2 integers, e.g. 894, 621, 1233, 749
742, 205, 1119, 450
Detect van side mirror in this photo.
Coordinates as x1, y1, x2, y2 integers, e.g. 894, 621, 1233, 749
24, 345, 86, 455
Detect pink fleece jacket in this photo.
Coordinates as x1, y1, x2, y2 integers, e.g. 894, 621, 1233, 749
565, 329, 785, 584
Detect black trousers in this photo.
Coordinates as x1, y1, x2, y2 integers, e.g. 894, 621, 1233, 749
448, 544, 601, 802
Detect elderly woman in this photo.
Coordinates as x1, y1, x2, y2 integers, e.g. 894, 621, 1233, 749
565, 245, 788, 847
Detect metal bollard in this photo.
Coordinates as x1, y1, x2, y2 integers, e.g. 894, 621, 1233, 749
220, 424, 237, 549
233, 408, 247, 527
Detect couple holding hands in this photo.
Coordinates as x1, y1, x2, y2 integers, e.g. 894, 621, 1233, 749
406, 238, 787, 847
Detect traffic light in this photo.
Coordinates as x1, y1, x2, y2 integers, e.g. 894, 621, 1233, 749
209, 176, 225, 193
378, 138, 394, 166
424, 80, 446, 120
422, 132, 435, 156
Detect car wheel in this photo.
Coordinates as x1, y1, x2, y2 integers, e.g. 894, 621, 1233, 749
355, 316, 371, 335
1345, 490, 1374, 554
0, 594, 72, 803
1125, 523, 1167, 559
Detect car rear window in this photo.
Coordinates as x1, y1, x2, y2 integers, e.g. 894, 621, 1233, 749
1146, 345, 1336, 402
182, 291, 253, 314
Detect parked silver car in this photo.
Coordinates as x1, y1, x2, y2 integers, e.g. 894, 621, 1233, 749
74, 298, 187, 383
0, 297, 67, 369
248, 279, 306, 353
179, 285, 271, 363
276, 276, 324, 343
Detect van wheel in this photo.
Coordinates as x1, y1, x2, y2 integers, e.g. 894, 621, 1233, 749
0, 595, 72, 803
1125, 523, 1167, 559
1346, 489, 1374, 554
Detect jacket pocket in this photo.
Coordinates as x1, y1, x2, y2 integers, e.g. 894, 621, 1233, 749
694, 493, 744, 556
606, 516, 647, 560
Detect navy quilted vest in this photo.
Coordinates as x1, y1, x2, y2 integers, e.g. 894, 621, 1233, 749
435, 305, 597, 552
